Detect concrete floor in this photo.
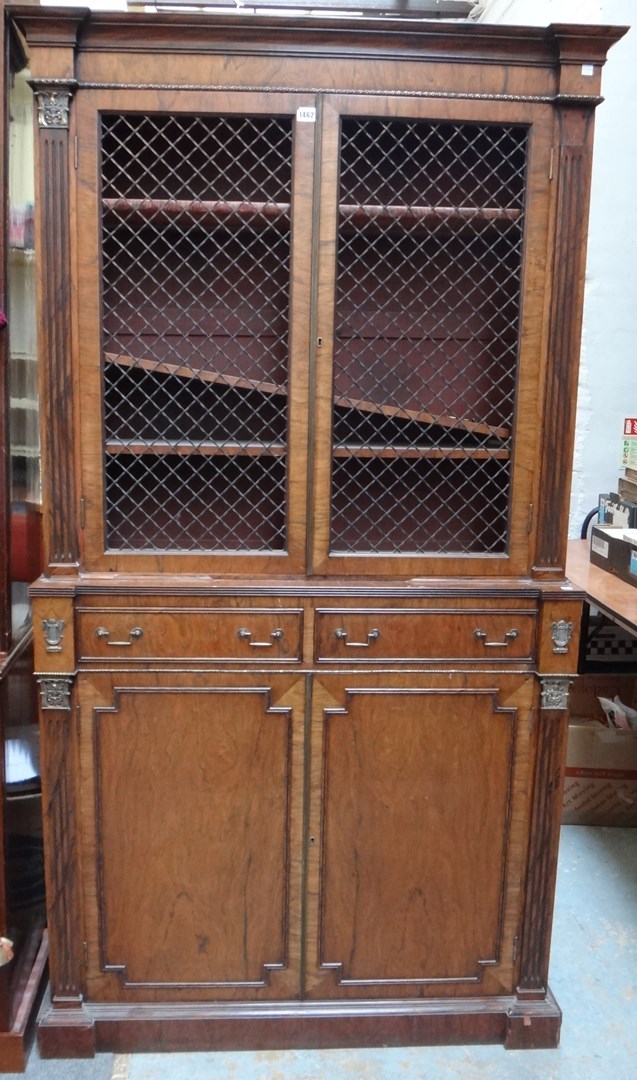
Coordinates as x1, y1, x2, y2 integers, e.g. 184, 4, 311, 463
7, 825, 636, 1079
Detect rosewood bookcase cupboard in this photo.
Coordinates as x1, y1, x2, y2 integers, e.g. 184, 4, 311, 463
11, 5, 624, 1056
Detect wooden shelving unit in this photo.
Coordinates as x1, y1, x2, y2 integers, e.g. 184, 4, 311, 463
0, 20, 47, 1070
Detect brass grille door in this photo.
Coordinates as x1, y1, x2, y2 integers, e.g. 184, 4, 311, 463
312, 99, 548, 577
76, 94, 315, 572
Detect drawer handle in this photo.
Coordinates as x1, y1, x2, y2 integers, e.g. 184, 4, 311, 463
473, 628, 519, 648
237, 628, 284, 648
333, 628, 381, 648
95, 626, 144, 647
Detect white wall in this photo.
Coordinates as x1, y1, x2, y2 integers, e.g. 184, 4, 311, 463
478, 0, 637, 536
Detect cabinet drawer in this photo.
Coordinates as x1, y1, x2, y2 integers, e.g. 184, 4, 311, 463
315, 609, 536, 663
78, 608, 303, 662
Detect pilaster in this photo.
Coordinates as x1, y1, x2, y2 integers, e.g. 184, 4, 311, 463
32, 78, 79, 568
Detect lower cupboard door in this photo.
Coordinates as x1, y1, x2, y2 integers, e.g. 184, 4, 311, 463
304, 674, 535, 1000
78, 673, 305, 1002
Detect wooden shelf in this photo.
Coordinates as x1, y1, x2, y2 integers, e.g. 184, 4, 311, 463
102, 198, 291, 230
105, 352, 509, 441
105, 439, 286, 458
106, 439, 507, 463
102, 199, 520, 236
333, 445, 510, 461
338, 203, 522, 233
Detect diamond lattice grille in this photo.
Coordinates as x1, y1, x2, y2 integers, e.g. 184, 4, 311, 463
100, 113, 292, 552
330, 118, 527, 555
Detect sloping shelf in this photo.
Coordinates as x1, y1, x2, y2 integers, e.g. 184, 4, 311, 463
105, 351, 510, 441
105, 351, 286, 399
333, 396, 509, 440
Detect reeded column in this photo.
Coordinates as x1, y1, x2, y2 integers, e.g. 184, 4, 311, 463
32, 81, 79, 569
37, 674, 83, 1003
515, 676, 571, 1002
533, 104, 596, 577
32, 591, 91, 1054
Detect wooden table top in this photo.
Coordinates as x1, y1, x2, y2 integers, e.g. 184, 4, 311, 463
566, 537, 637, 638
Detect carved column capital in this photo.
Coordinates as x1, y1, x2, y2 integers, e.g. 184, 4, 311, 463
38, 675, 74, 711
540, 676, 572, 711
31, 80, 77, 129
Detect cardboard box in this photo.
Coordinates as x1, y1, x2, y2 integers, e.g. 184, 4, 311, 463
590, 524, 637, 587
569, 674, 637, 719
618, 476, 637, 503
563, 721, 637, 826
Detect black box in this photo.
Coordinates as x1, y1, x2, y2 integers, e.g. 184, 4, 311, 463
599, 493, 637, 528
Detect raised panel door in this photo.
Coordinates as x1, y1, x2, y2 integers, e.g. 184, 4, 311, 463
305, 672, 535, 999
77, 672, 305, 1002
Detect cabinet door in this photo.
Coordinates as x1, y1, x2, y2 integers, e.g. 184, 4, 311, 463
78, 672, 305, 1002
75, 90, 316, 575
311, 95, 554, 577
305, 673, 535, 999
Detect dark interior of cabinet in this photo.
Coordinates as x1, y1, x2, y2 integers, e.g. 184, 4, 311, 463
330, 455, 510, 554
329, 117, 527, 556
105, 455, 287, 551
100, 113, 293, 553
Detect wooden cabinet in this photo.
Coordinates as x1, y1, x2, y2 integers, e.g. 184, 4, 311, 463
13, 4, 626, 1056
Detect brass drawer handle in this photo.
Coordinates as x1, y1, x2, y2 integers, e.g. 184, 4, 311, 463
333, 628, 381, 648
238, 628, 284, 648
473, 628, 519, 648
95, 626, 144, 647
